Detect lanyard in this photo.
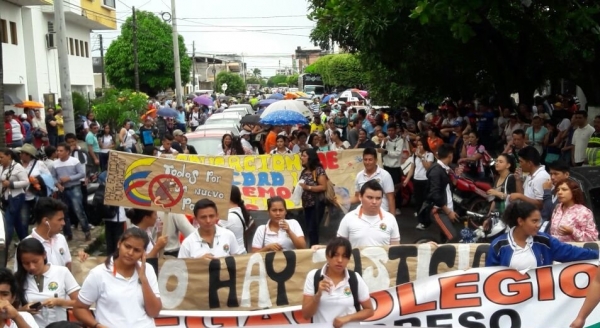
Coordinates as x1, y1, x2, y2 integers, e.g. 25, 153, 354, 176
358, 207, 383, 220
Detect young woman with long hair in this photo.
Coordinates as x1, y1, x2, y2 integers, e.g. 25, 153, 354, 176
218, 186, 251, 253
125, 209, 168, 258
0, 148, 29, 248
251, 196, 305, 252
298, 149, 328, 246
550, 179, 598, 242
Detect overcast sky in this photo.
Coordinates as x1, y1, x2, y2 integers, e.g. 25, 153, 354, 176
92, 0, 317, 77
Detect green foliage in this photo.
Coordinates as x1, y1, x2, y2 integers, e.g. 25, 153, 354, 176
245, 76, 262, 85
308, 54, 366, 88
267, 75, 289, 87
104, 10, 192, 97
252, 68, 262, 77
72, 92, 88, 117
215, 72, 245, 95
92, 89, 148, 130
287, 74, 300, 86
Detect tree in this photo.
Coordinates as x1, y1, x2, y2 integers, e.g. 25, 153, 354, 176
252, 68, 262, 78
246, 76, 262, 86
267, 75, 289, 87
93, 89, 148, 130
72, 92, 88, 117
287, 74, 300, 87
215, 72, 245, 95
104, 10, 192, 96
306, 54, 367, 88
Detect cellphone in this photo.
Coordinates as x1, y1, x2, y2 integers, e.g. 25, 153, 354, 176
30, 302, 42, 310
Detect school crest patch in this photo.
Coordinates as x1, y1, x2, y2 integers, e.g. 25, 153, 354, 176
223, 244, 230, 252
48, 282, 58, 291
380, 223, 387, 231
59, 248, 64, 255
343, 286, 351, 296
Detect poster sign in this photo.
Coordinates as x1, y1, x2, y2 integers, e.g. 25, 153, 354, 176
67, 261, 600, 327
104, 151, 233, 215
177, 150, 368, 210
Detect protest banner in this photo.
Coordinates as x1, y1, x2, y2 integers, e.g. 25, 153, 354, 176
176, 150, 368, 211
67, 261, 600, 327
104, 151, 233, 216
70, 242, 599, 311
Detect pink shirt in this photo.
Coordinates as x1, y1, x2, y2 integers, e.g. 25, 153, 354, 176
550, 204, 598, 242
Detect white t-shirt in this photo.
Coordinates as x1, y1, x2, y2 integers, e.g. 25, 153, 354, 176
100, 134, 113, 153
218, 208, 247, 253
15, 230, 71, 271
252, 219, 304, 251
330, 141, 351, 151
25, 264, 80, 327
337, 206, 400, 247
178, 226, 243, 259
132, 224, 156, 255
557, 118, 571, 132
4, 312, 38, 328
523, 166, 550, 201
507, 227, 537, 272
572, 124, 595, 163
303, 265, 370, 324
78, 259, 160, 328
412, 153, 434, 180
354, 166, 395, 212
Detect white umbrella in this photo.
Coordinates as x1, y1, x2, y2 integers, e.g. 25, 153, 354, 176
339, 90, 365, 101
260, 100, 312, 119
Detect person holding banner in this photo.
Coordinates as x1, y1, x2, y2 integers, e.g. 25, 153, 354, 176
178, 199, 244, 259
302, 237, 374, 326
298, 149, 328, 246
252, 196, 306, 252
74, 228, 162, 328
486, 201, 598, 272
219, 186, 250, 253
125, 209, 168, 258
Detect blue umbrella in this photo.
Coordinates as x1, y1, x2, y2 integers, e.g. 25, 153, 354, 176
321, 93, 337, 103
268, 93, 284, 100
258, 99, 278, 107
157, 106, 178, 118
260, 110, 308, 125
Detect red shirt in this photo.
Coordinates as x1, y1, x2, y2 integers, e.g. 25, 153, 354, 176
4, 121, 12, 145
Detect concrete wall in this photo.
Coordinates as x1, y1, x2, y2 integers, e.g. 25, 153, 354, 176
1, 1, 28, 100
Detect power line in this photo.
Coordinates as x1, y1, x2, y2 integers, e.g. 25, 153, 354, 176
116, 0, 130, 9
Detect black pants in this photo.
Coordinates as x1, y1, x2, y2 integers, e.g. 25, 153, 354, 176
304, 201, 326, 247
105, 221, 125, 256
383, 166, 403, 210
412, 179, 428, 213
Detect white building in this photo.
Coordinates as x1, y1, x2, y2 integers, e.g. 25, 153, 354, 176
1, 0, 116, 107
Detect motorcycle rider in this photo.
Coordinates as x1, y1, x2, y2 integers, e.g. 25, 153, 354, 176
416, 144, 459, 241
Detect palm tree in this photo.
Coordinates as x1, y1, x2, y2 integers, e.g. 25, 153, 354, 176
252, 68, 261, 78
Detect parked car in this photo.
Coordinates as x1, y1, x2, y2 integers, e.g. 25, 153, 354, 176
226, 104, 255, 115
194, 124, 241, 136
185, 129, 234, 156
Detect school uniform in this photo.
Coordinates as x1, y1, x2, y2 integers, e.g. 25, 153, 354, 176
3, 313, 38, 328
354, 166, 395, 212
252, 220, 304, 251
78, 258, 160, 328
178, 226, 243, 259
337, 206, 400, 247
14, 229, 71, 271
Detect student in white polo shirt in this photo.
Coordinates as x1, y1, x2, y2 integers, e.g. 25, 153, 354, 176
252, 196, 306, 252
0, 268, 37, 328
353, 147, 396, 214
125, 209, 168, 258
509, 146, 550, 209
338, 180, 400, 247
302, 237, 374, 325
14, 239, 80, 327
178, 199, 244, 259
74, 227, 162, 328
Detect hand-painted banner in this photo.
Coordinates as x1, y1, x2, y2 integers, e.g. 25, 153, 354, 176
104, 151, 233, 216
71, 243, 599, 311
67, 261, 600, 327
176, 150, 368, 211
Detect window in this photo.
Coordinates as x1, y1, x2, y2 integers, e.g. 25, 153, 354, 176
9, 22, 17, 45
69, 38, 74, 55
0, 20, 7, 44
80, 40, 84, 57
103, 0, 116, 8
84, 41, 89, 58
75, 39, 80, 56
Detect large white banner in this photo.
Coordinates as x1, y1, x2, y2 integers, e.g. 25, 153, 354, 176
67, 261, 600, 327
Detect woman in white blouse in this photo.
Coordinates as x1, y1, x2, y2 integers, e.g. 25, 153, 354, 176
18, 144, 51, 230
218, 186, 249, 253
252, 196, 306, 252
0, 148, 30, 247
15, 238, 79, 327
118, 121, 137, 153
329, 130, 350, 151
125, 209, 168, 258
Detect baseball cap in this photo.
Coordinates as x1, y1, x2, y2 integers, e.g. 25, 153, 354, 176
20, 114, 27, 119
240, 130, 251, 136
173, 129, 184, 136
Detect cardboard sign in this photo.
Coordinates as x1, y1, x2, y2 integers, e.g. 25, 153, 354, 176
177, 150, 368, 210
104, 151, 233, 215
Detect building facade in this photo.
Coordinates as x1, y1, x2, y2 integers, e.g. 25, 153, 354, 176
295, 46, 326, 73
1, 0, 116, 107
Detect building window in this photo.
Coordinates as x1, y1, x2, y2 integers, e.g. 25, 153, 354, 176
75, 39, 80, 56
9, 22, 17, 45
0, 20, 7, 44
84, 41, 89, 58
80, 40, 84, 57
103, 0, 116, 8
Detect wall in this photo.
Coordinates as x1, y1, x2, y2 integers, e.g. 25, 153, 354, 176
78, 0, 117, 30
1, 1, 28, 100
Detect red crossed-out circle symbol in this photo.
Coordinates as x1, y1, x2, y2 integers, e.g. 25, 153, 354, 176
148, 174, 185, 208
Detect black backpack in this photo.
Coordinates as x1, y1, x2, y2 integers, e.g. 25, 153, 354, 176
313, 269, 361, 312
90, 183, 119, 223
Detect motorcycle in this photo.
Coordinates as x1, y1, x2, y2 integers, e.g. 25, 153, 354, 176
450, 164, 495, 216
464, 210, 507, 243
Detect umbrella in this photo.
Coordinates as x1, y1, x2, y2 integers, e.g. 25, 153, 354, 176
261, 110, 308, 126
268, 93, 284, 100
284, 92, 299, 100
339, 90, 365, 101
157, 107, 179, 118
240, 114, 261, 125
258, 99, 278, 107
321, 94, 337, 103
260, 100, 312, 118
15, 100, 44, 108
3, 94, 22, 105
193, 96, 213, 107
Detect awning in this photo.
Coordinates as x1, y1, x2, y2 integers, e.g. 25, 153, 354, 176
3, 94, 23, 105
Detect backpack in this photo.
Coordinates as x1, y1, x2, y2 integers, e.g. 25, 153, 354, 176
313, 269, 360, 312
90, 183, 119, 224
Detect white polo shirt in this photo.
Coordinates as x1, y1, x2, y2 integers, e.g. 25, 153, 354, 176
78, 259, 160, 328
132, 224, 156, 255
303, 265, 370, 324
251, 219, 304, 251
507, 227, 537, 272
337, 206, 400, 247
523, 166, 550, 201
25, 264, 80, 327
178, 226, 243, 259
14, 229, 71, 271
5, 313, 38, 328
354, 166, 395, 212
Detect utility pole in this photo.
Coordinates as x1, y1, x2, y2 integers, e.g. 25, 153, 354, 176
54, 0, 75, 134
212, 54, 216, 93
192, 41, 196, 92
171, 0, 183, 106
132, 7, 140, 92
99, 34, 106, 91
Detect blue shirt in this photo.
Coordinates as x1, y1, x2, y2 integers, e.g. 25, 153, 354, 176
477, 111, 495, 131
177, 111, 186, 124
85, 131, 101, 153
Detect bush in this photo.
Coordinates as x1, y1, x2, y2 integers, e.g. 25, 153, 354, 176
72, 92, 89, 117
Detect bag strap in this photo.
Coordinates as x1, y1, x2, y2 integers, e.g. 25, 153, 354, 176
28, 159, 37, 176
232, 211, 247, 230
313, 269, 322, 296
348, 270, 361, 312
261, 225, 268, 248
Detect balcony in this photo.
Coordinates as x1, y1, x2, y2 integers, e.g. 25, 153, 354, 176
40, 0, 116, 30
4, 0, 53, 5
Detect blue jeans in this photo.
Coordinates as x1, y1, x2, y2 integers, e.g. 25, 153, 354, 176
48, 134, 58, 147
19, 199, 36, 230
2, 194, 27, 246
62, 185, 89, 234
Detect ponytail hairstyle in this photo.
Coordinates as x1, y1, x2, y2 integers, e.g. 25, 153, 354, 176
15, 238, 47, 306
230, 185, 250, 226
125, 208, 155, 226
502, 200, 539, 228
104, 227, 150, 268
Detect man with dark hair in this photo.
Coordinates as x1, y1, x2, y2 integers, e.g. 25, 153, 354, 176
538, 161, 573, 232
503, 129, 526, 163
509, 146, 550, 209
572, 110, 595, 166
418, 144, 458, 240
84, 122, 100, 168
378, 124, 406, 215
353, 148, 395, 214
0, 268, 37, 327
157, 134, 178, 158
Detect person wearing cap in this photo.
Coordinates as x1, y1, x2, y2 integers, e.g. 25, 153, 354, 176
503, 112, 523, 147
170, 130, 185, 153
525, 114, 548, 155
5, 110, 25, 148
239, 130, 254, 153
18, 143, 52, 228
19, 114, 32, 145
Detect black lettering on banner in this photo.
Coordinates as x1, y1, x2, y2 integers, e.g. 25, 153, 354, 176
265, 251, 296, 306
429, 245, 456, 276
458, 311, 486, 328
208, 257, 238, 308
426, 314, 453, 328
489, 309, 521, 328
583, 242, 599, 251
471, 244, 490, 268
394, 317, 421, 326
388, 245, 418, 285
351, 248, 362, 275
